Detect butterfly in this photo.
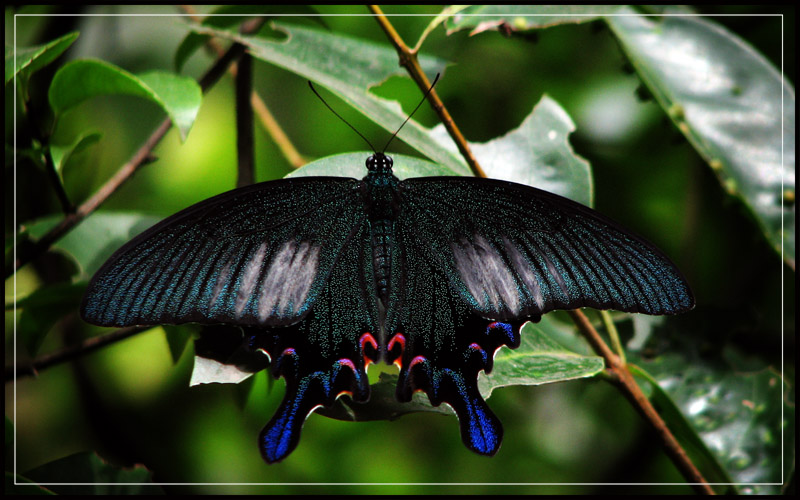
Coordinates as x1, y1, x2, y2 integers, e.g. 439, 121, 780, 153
80, 79, 694, 463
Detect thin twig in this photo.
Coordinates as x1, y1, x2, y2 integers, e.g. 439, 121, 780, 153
6, 326, 149, 382
568, 310, 714, 494
235, 52, 255, 187
368, 5, 486, 178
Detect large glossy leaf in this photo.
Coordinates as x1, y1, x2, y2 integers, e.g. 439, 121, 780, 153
606, 10, 795, 269
626, 315, 793, 494
189, 22, 466, 174
431, 94, 594, 206
478, 318, 604, 399
445, 5, 622, 35
48, 59, 202, 141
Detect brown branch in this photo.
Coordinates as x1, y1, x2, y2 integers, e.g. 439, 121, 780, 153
568, 310, 714, 494
6, 326, 149, 382
7, 22, 262, 279
368, 5, 486, 179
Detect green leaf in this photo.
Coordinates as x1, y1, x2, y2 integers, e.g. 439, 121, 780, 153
48, 59, 202, 141
5, 471, 56, 495
431, 94, 594, 206
174, 5, 323, 72
628, 363, 736, 493
162, 324, 195, 364
626, 317, 793, 494
286, 152, 460, 180
445, 5, 622, 35
12, 282, 86, 356
48, 131, 102, 177
23, 212, 161, 278
190, 22, 465, 174
606, 10, 795, 269
22, 452, 163, 495
478, 318, 605, 399
5, 31, 79, 84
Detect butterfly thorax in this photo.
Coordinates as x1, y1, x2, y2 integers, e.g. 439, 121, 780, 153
363, 153, 401, 307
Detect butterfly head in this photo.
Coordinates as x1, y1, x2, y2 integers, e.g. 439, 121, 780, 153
366, 152, 394, 174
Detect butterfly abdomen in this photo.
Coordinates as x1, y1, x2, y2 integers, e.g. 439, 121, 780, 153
370, 219, 393, 304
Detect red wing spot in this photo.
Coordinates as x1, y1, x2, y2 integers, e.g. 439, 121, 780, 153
407, 355, 428, 371
359, 332, 379, 365
387, 333, 406, 367
336, 358, 357, 371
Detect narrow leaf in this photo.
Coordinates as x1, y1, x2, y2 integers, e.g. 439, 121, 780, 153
5, 31, 79, 84
446, 5, 622, 35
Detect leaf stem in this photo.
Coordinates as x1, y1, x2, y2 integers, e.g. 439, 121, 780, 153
368, 5, 486, 178
600, 310, 626, 364
568, 310, 714, 494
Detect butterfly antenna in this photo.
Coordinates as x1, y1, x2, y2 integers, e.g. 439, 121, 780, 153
308, 81, 377, 153
381, 72, 440, 154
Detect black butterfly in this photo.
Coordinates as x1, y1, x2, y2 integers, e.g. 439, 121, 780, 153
81, 82, 694, 464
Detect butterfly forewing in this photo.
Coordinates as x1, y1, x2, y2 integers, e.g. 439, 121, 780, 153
81, 177, 364, 328
398, 176, 694, 320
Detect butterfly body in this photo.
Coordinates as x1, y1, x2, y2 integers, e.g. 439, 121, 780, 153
81, 152, 694, 463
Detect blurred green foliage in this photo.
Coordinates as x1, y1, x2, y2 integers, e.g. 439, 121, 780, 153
5, 4, 794, 495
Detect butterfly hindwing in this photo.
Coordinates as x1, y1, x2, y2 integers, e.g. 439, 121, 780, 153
248, 222, 379, 463
398, 176, 694, 320
386, 211, 527, 456
81, 177, 363, 328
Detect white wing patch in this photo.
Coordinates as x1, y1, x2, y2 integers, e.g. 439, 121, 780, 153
502, 236, 544, 312
258, 240, 320, 321
235, 241, 270, 317
451, 234, 521, 315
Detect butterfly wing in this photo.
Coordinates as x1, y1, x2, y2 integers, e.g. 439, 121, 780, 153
387, 176, 694, 455
81, 176, 381, 463
81, 177, 364, 328
399, 176, 694, 320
